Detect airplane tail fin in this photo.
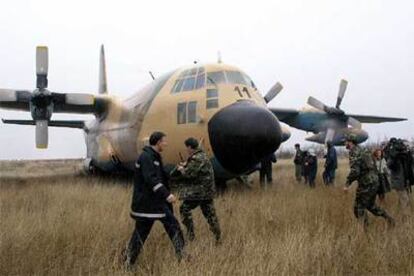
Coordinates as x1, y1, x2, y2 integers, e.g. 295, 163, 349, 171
99, 44, 108, 94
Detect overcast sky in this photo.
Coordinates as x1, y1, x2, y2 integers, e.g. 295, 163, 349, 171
0, 0, 413, 159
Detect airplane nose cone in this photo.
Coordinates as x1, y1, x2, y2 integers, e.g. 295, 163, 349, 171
208, 100, 282, 174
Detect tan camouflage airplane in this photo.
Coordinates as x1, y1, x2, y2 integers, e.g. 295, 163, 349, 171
0, 46, 290, 181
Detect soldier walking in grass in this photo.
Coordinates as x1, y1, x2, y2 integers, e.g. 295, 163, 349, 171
343, 135, 395, 228
174, 137, 221, 243
125, 131, 185, 269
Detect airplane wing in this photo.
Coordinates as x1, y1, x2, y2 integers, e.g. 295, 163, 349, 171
2, 119, 85, 129
0, 90, 32, 111
346, 114, 407, 124
268, 107, 299, 122
0, 90, 108, 115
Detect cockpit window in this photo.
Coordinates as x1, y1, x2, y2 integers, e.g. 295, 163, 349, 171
182, 77, 195, 91
172, 67, 205, 93
207, 71, 226, 86
226, 71, 247, 85
242, 73, 257, 89
195, 73, 205, 89
172, 67, 257, 93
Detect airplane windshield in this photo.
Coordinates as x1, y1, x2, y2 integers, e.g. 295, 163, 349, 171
207, 71, 226, 85
172, 67, 205, 93
172, 68, 257, 93
226, 71, 247, 85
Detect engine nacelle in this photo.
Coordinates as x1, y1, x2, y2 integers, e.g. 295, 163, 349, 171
306, 128, 369, 145
281, 125, 291, 142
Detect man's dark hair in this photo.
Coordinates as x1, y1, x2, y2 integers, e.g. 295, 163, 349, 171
184, 137, 199, 149
295, 143, 300, 148
149, 131, 166, 146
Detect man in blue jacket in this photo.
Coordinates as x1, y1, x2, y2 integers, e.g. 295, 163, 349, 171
125, 131, 185, 268
323, 141, 338, 186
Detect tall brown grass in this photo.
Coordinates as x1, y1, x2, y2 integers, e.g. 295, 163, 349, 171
0, 160, 413, 275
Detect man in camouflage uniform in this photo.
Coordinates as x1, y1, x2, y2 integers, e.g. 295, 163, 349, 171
175, 137, 221, 243
343, 135, 395, 227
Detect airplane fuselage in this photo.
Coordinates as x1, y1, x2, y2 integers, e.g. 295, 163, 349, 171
83, 63, 282, 177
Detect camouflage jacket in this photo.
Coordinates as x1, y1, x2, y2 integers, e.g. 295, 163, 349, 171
176, 149, 216, 200
346, 145, 379, 188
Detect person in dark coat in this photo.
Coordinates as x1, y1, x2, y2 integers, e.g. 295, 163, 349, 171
293, 144, 304, 183
125, 131, 185, 269
323, 141, 338, 186
260, 152, 277, 188
373, 148, 391, 202
304, 149, 318, 188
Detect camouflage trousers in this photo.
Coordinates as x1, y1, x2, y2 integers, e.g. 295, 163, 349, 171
354, 184, 389, 224
179, 199, 221, 241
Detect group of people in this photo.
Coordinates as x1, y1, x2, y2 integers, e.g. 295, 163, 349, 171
123, 131, 413, 269
293, 142, 338, 187
294, 135, 413, 228
124, 132, 221, 269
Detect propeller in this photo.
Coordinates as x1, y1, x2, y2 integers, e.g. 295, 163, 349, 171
35, 120, 48, 148
336, 79, 348, 109
307, 79, 362, 130
264, 82, 283, 103
31, 46, 53, 148
0, 46, 96, 149
325, 128, 335, 144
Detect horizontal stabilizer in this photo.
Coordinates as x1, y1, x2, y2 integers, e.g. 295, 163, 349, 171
2, 119, 85, 129
346, 114, 407, 124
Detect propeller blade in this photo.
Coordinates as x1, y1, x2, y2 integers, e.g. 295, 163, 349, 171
325, 128, 335, 144
336, 79, 348, 108
348, 116, 362, 129
264, 82, 283, 103
35, 120, 48, 149
65, 93, 95, 105
307, 96, 328, 112
0, 89, 17, 102
36, 46, 49, 89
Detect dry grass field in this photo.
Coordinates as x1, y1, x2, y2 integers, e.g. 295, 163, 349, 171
0, 159, 413, 275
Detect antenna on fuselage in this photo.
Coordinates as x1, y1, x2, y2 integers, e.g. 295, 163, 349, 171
217, 51, 222, 64
149, 71, 155, 80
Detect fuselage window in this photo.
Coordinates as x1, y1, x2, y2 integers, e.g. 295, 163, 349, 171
187, 101, 197, 123
207, 71, 226, 86
177, 102, 187, 124
206, 88, 219, 109
207, 88, 218, 98
226, 71, 247, 85
206, 99, 219, 109
177, 101, 198, 124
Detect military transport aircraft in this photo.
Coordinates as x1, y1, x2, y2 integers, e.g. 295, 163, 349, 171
270, 79, 406, 145
0, 46, 291, 181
